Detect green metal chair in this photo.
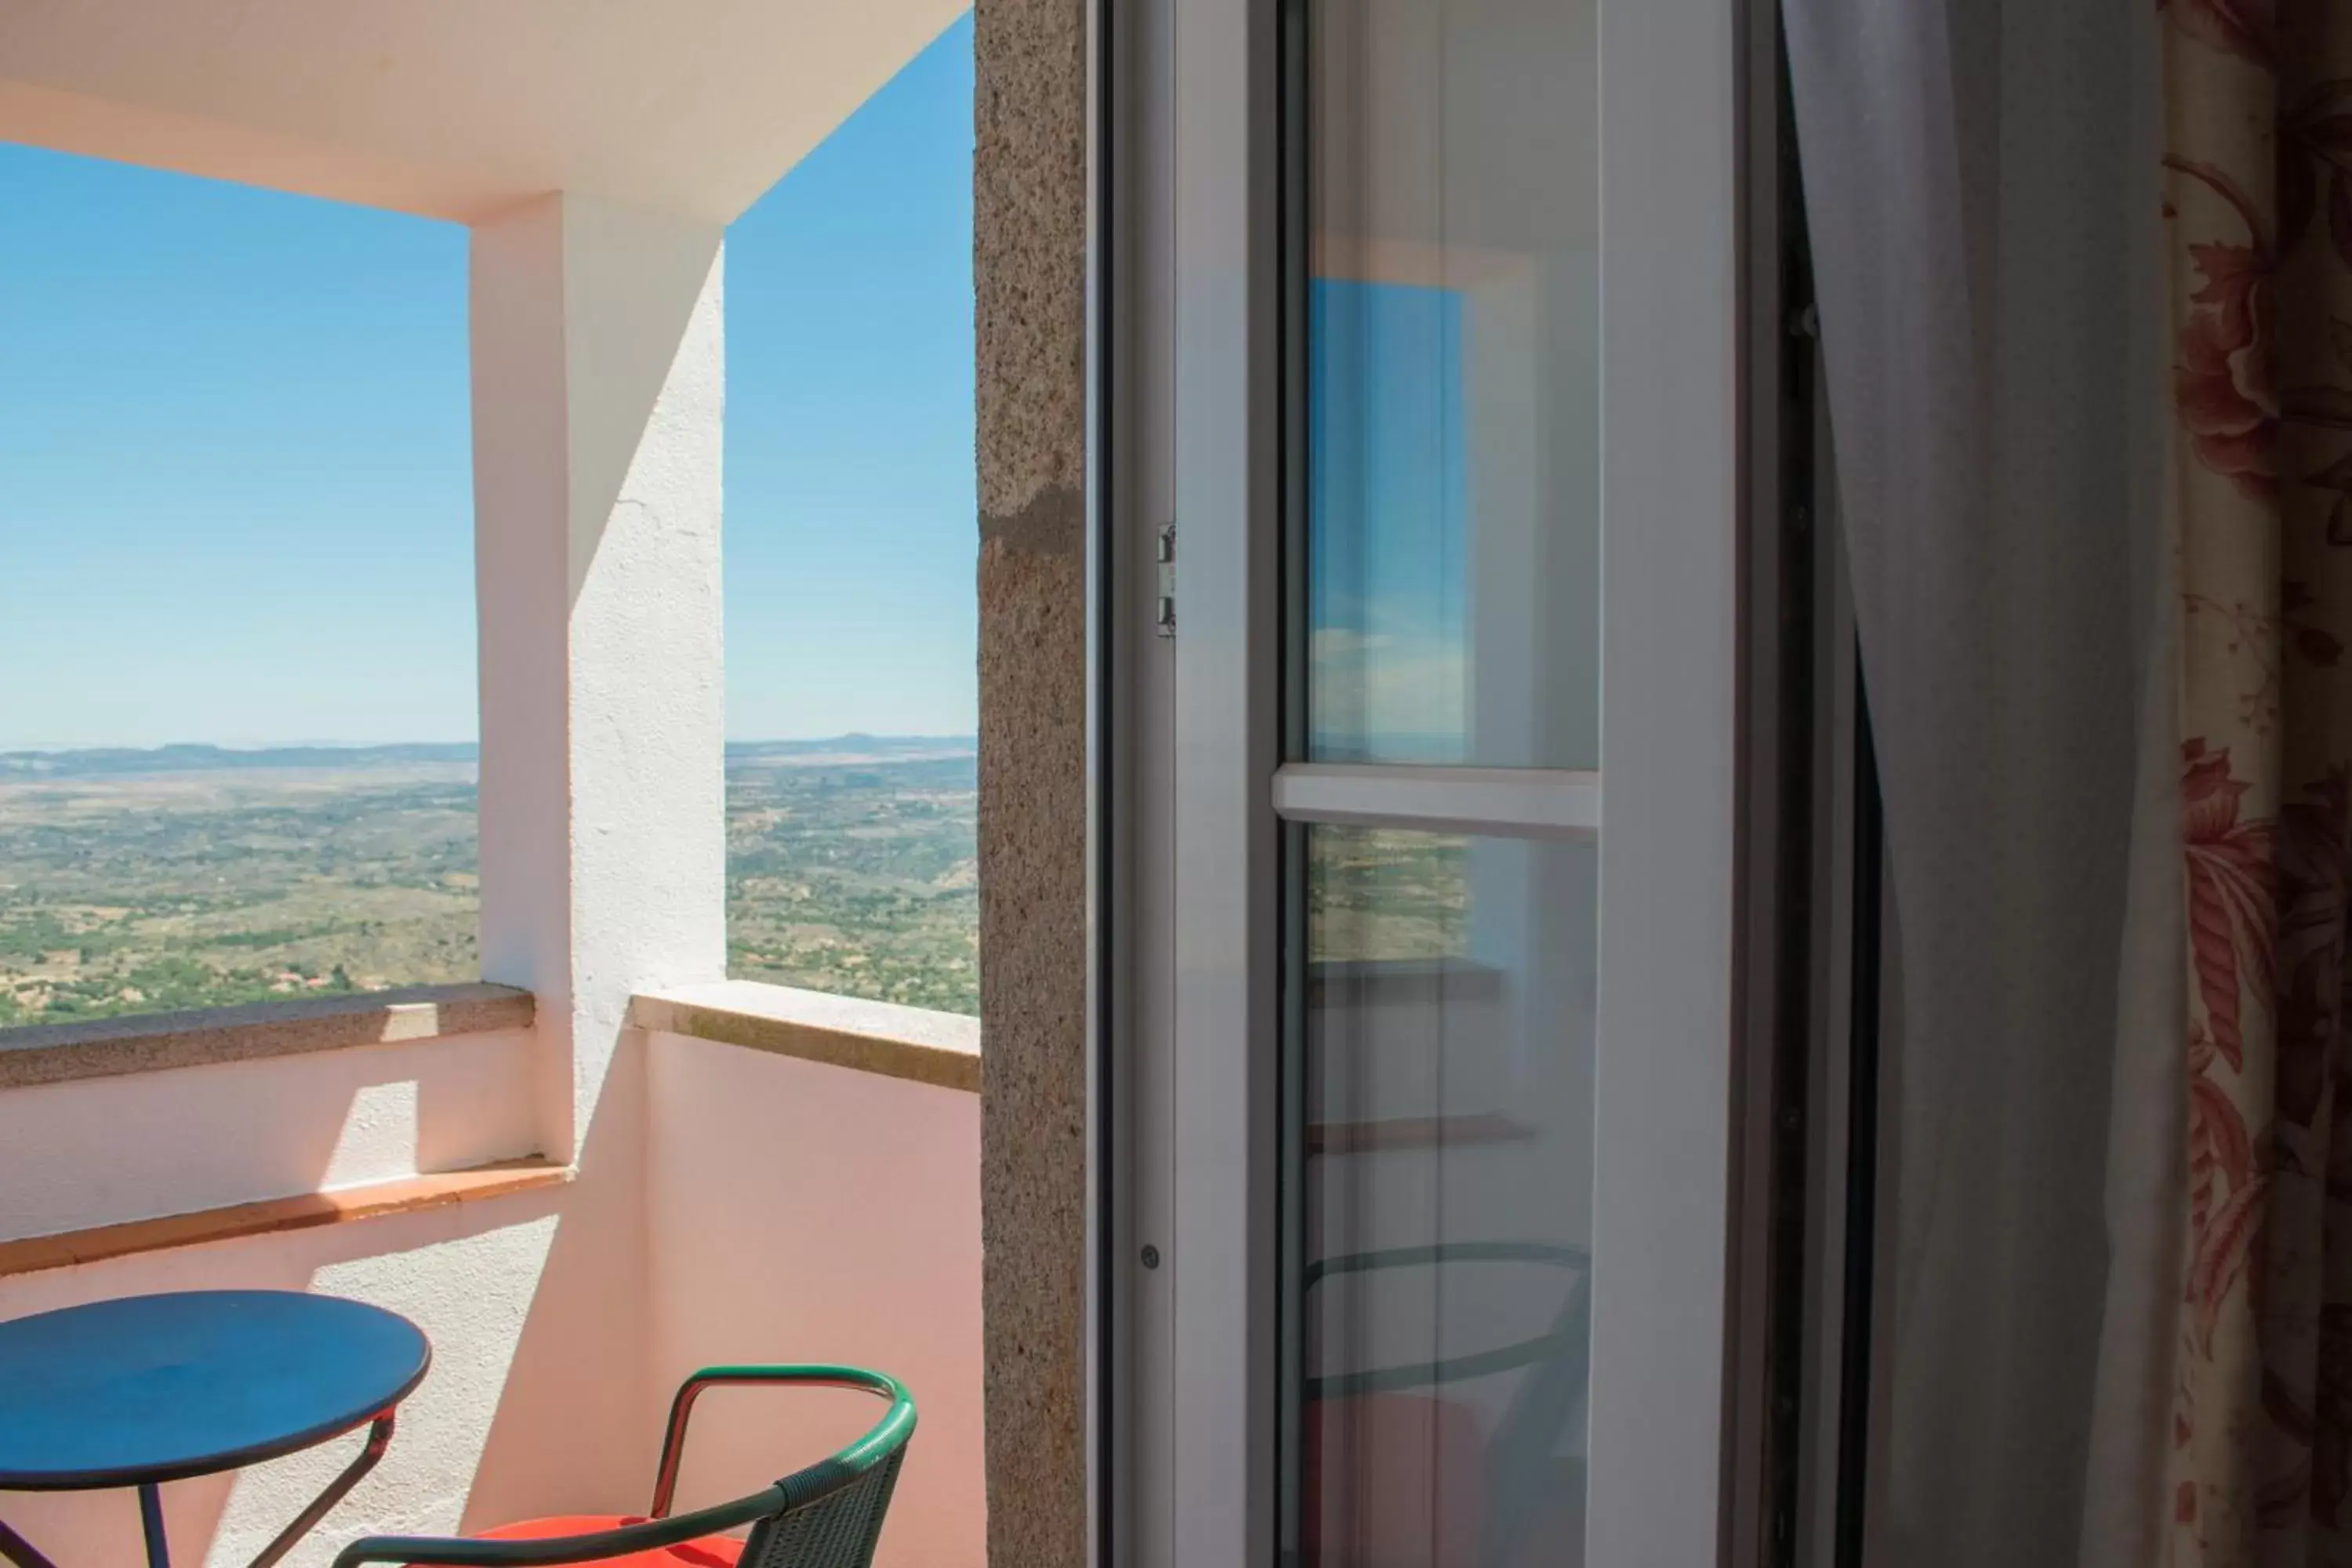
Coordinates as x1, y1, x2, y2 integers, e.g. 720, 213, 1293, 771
330, 1366, 915, 1568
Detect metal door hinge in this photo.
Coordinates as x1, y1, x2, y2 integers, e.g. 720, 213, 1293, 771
1155, 522, 1177, 637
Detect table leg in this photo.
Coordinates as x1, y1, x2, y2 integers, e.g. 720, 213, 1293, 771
245, 1410, 397, 1568
0, 1519, 61, 1568
139, 1483, 170, 1568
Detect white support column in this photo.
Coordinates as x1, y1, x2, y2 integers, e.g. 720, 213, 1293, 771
471, 192, 728, 1164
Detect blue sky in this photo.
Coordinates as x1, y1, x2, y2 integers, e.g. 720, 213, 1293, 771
1308, 278, 1469, 760
0, 14, 976, 750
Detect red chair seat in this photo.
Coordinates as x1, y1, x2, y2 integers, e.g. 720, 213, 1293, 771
455, 1515, 743, 1566
1303, 1394, 1487, 1568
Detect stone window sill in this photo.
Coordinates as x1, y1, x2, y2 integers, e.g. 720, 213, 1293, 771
631, 980, 980, 1094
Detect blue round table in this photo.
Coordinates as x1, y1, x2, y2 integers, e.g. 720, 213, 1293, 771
0, 1291, 430, 1568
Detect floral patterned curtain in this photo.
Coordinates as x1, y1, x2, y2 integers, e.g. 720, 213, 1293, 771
2169, 1, 2352, 1559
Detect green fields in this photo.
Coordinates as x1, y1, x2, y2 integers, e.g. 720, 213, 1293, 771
0, 739, 978, 1027
1305, 823, 1468, 963
723, 743, 978, 1014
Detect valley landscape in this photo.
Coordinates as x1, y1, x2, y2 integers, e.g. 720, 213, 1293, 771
0, 738, 979, 1026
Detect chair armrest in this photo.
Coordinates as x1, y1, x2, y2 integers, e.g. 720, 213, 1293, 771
651, 1365, 910, 1519
332, 1487, 786, 1567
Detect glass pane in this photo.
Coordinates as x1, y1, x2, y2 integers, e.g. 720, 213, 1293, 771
1305, 0, 1600, 768
1287, 824, 1596, 1567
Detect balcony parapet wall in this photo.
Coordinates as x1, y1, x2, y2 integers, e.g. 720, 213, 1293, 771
0, 983, 535, 1091
630, 982, 978, 1094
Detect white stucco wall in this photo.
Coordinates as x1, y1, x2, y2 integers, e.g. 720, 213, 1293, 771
470, 190, 729, 1168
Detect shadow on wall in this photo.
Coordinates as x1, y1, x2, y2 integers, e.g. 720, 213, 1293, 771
637, 1036, 987, 1568
0, 1030, 535, 1241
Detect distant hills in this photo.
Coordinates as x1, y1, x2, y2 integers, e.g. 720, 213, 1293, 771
0, 735, 977, 781
726, 735, 976, 764
0, 743, 479, 779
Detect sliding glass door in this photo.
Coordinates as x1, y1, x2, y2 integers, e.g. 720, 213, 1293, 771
1127, 0, 1744, 1562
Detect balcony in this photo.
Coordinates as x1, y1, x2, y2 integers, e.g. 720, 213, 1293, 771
0, 0, 1087, 1562
0, 982, 983, 1566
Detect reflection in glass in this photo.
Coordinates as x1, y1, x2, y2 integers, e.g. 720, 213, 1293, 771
1305, 0, 1600, 768
1289, 826, 1595, 1568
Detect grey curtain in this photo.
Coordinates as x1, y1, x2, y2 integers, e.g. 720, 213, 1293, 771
1781, 1, 2175, 1562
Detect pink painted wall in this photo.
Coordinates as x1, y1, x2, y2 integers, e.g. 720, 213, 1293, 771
0, 1031, 537, 1242
644, 1033, 987, 1568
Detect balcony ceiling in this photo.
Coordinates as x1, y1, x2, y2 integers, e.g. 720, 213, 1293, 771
0, 0, 968, 225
